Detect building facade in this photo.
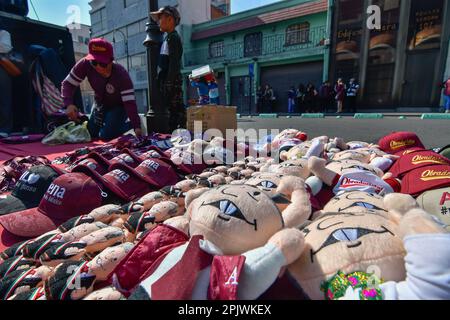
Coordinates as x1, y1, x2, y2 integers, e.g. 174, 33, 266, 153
183, 0, 331, 114
89, 0, 212, 114
329, 0, 450, 110
67, 23, 95, 112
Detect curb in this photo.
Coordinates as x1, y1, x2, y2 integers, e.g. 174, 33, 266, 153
259, 114, 279, 119
354, 113, 384, 119
301, 113, 325, 119
421, 114, 450, 120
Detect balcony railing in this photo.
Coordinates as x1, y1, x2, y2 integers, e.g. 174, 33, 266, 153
184, 25, 328, 67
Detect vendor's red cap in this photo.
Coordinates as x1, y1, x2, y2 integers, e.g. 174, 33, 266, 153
86, 38, 114, 65
0, 173, 105, 240
401, 165, 450, 197
389, 150, 450, 179
378, 132, 425, 155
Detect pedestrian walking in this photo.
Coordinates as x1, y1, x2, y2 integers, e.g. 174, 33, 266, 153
334, 78, 345, 113
304, 83, 318, 113
296, 84, 306, 113
288, 86, 296, 114
346, 78, 360, 113
442, 76, 450, 113
256, 86, 263, 113
318, 81, 333, 113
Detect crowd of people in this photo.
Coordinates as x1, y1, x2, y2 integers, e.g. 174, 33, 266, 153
256, 78, 361, 114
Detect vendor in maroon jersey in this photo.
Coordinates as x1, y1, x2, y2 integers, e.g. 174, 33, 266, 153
61, 38, 142, 140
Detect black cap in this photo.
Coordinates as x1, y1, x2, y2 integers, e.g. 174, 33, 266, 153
150, 6, 181, 26
0, 165, 61, 216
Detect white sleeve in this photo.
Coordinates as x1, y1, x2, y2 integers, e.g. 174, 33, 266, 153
238, 243, 286, 300
341, 234, 450, 300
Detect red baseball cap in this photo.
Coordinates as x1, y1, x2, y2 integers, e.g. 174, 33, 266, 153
378, 132, 425, 155
67, 152, 111, 175
72, 162, 154, 202
86, 38, 114, 65
401, 165, 450, 197
108, 149, 143, 169
0, 173, 106, 243
389, 150, 450, 179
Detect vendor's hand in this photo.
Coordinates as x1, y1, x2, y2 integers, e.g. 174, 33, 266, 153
134, 128, 143, 138
66, 105, 79, 121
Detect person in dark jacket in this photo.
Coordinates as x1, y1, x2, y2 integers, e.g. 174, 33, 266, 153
296, 84, 306, 114
318, 81, 333, 113
151, 6, 185, 132
304, 83, 318, 113
287, 86, 296, 114
346, 78, 360, 113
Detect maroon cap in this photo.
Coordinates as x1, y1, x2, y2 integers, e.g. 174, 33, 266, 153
68, 152, 111, 175
108, 149, 143, 169
134, 158, 182, 189
378, 132, 425, 155
73, 162, 152, 202
401, 165, 450, 197
389, 150, 450, 179
86, 38, 114, 65
0, 173, 105, 239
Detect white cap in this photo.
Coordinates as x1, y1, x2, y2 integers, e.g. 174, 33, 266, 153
0, 30, 13, 54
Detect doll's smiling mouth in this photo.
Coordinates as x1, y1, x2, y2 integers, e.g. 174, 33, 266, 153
310, 226, 393, 263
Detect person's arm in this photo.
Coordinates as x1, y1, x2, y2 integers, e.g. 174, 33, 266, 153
166, 33, 182, 84
61, 58, 89, 108
120, 70, 142, 133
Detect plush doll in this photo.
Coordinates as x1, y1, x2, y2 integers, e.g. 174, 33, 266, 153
260, 158, 310, 180
287, 193, 450, 300
38, 242, 134, 300
319, 190, 388, 217
83, 286, 126, 300
262, 129, 308, 155
110, 177, 312, 300
306, 157, 400, 198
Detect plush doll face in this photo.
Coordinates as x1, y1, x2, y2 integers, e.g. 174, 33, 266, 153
187, 185, 285, 255
245, 173, 284, 196
281, 142, 312, 161
326, 160, 383, 177
288, 212, 406, 300
330, 149, 372, 163
270, 159, 310, 179
323, 191, 388, 216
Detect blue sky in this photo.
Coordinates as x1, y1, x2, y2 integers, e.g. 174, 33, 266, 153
232, 0, 281, 14
27, 0, 92, 26
26, 0, 281, 27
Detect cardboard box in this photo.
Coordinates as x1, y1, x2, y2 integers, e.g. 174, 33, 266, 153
187, 105, 237, 138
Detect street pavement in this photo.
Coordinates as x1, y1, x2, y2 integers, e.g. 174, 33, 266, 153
237, 116, 450, 149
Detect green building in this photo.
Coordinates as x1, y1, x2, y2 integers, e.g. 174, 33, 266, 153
181, 0, 331, 114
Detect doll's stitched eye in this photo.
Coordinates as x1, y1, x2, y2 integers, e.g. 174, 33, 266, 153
258, 181, 277, 189
204, 200, 258, 231
317, 217, 344, 231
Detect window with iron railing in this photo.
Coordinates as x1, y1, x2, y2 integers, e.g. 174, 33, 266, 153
209, 40, 225, 58
244, 32, 262, 57
285, 22, 310, 46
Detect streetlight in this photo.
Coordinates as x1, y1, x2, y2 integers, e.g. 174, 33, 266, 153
113, 28, 130, 71
143, 0, 170, 134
